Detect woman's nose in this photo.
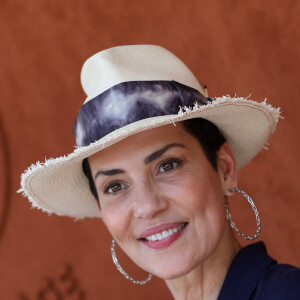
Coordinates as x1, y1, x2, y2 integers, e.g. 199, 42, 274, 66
133, 182, 168, 219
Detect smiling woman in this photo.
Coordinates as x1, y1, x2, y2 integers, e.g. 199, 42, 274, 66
19, 45, 300, 299
86, 122, 237, 286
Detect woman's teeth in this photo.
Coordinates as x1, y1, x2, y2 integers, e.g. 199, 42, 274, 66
144, 223, 186, 242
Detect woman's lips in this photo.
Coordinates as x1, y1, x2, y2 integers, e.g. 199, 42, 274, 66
139, 222, 187, 239
140, 222, 188, 250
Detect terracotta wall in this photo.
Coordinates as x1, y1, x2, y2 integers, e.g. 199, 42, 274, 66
0, 0, 299, 299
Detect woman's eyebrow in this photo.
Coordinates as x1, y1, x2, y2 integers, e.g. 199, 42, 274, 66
94, 143, 185, 180
94, 169, 125, 180
144, 143, 186, 165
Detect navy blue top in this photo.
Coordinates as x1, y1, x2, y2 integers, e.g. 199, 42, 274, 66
218, 242, 300, 300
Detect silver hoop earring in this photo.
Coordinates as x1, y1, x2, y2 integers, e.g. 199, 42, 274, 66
111, 239, 152, 285
225, 188, 261, 240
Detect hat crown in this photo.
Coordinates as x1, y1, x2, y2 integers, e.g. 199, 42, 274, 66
80, 45, 204, 103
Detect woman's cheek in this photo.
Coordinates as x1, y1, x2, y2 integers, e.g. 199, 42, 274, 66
100, 195, 133, 241
157, 172, 209, 208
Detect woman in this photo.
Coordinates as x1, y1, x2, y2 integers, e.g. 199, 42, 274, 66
20, 45, 300, 299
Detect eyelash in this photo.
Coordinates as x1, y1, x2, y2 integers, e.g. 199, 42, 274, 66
104, 181, 128, 195
156, 158, 183, 175
103, 158, 183, 195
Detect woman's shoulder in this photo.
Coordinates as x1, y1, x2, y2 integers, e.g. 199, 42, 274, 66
254, 260, 300, 299
218, 242, 300, 300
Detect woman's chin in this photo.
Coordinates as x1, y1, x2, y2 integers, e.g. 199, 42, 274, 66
145, 261, 196, 281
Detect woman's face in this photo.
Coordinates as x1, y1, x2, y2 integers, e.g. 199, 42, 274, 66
88, 123, 237, 279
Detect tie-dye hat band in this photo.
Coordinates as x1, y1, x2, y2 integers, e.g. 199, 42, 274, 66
73, 80, 210, 147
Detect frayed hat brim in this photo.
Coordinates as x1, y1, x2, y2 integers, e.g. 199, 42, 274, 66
19, 96, 280, 219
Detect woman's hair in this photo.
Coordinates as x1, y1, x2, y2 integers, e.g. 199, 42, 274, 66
82, 118, 226, 203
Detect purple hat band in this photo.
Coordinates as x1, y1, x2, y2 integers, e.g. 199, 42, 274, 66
73, 80, 210, 147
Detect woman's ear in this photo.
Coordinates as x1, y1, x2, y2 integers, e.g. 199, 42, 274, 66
217, 142, 238, 197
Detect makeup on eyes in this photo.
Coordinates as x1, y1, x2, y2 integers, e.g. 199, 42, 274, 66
101, 157, 184, 196
155, 157, 183, 175
103, 180, 128, 194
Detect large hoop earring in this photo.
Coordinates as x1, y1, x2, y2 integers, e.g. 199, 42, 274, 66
225, 188, 261, 240
111, 239, 153, 285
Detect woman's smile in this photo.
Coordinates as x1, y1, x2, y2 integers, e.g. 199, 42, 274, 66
139, 222, 188, 249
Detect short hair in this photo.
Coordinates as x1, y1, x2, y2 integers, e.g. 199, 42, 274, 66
82, 118, 226, 205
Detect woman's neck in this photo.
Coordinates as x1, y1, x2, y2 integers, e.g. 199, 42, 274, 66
165, 226, 241, 300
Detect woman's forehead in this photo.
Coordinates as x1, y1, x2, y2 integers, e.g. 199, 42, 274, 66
88, 123, 196, 165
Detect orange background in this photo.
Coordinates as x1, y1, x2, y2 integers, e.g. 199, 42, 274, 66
0, 0, 299, 299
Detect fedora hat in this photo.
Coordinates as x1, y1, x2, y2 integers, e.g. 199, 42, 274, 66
19, 45, 280, 219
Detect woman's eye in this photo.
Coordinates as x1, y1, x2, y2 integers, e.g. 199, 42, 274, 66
104, 182, 126, 194
157, 159, 181, 174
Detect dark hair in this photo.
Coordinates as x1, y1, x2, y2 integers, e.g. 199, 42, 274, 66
181, 118, 226, 170
82, 118, 226, 204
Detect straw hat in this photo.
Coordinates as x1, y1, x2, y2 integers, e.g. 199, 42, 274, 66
19, 45, 280, 219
